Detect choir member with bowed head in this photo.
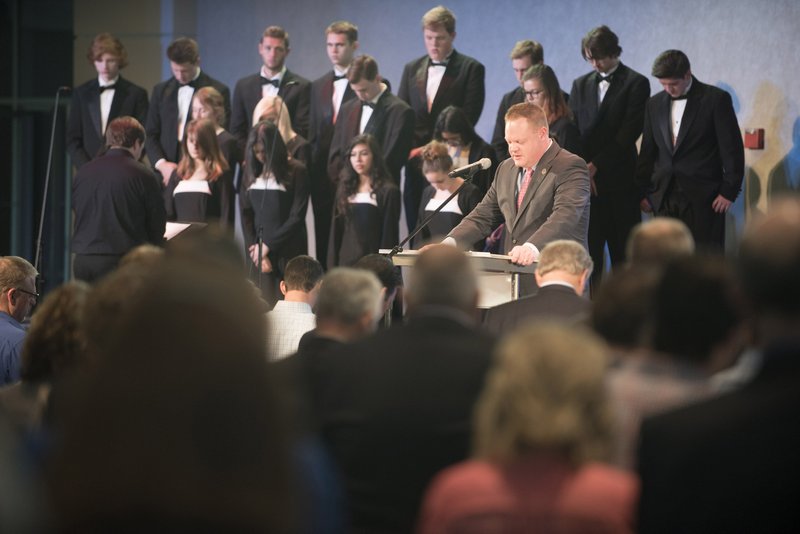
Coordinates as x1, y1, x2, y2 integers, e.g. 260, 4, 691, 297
328, 134, 400, 269
252, 95, 312, 170
191, 86, 242, 174
241, 120, 309, 306
163, 118, 233, 227
522, 64, 582, 157
412, 140, 482, 250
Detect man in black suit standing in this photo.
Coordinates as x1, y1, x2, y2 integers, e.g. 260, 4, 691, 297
636, 50, 744, 249
67, 33, 148, 169
569, 26, 649, 289
145, 37, 230, 185
72, 117, 166, 282
328, 55, 414, 188
309, 21, 359, 261
398, 5, 485, 230
231, 26, 311, 149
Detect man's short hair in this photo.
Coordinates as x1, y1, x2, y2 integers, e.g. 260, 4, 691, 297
347, 54, 379, 84
406, 246, 477, 312
262, 25, 289, 49
421, 5, 456, 34
166, 37, 199, 64
0, 256, 38, 295
651, 49, 691, 79
509, 39, 543, 64
536, 240, 593, 277
581, 25, 622, 60
104, 117, 145, 149
315, 268, 383, 325
282, 255, 324, 293
626, 217, 695, 267
353, 254, 402, 298
591, 266, 660, 350
325, 20, 358, 43
87, 33, 128, 68
505, 101, 549, 131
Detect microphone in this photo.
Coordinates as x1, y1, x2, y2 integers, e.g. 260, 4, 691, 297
58, 86, 72, 93
448, 158, 491, 178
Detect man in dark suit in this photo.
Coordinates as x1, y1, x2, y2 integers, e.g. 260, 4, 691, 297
67, 33, 148, 169
569, 26, 649, 289
398, 5, 485, 230
230, 25, 311, 149
308, 21, 359, 261
328, 55, 414, 187
484, 239, 592, 336
636, 50, 744, 249
636, 198, 800, 533
315, 247, 495, 533
145, 37, 230, 185
72, 117, 166, 282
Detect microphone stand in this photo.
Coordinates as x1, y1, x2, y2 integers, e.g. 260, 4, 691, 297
388, 167, 478, 258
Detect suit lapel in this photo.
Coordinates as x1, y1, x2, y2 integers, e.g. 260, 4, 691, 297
87, 80, 102, 139
673, 79, 701, 152
108, 77, 126, 124
415, 58, 427, 109
321, 72, 335, 123
657, 94, 672, 152
364, 93, 388, 136
513, 142, 560, 229
596, 65, 625, 120
163, 79, 179, 142
431, 52, 458, 115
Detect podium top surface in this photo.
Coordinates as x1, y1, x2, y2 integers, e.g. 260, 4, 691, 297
380, 249, 536, 274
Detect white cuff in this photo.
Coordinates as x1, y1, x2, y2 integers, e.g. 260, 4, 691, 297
441, 237, 457, 247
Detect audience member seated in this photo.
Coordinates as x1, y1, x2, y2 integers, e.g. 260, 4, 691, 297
625, 216, 695, 268
0, 257, 38, 386
353, 253, 403, 326
418, 322, 637, 534
483, 239, 592, 336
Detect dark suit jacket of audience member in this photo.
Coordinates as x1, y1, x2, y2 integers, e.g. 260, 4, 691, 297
328, 90, 415, 187
145, 72, 230, 167
398, 50, 485, 147
230, 70, 311, 146
637, 340, 800, 534
315, 310, 495, 533
67, 76, 149, 169
483, 283, 590, 336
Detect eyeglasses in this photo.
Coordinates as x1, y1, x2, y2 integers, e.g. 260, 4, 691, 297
15, 287, 39, 300
525, 89, 545, 98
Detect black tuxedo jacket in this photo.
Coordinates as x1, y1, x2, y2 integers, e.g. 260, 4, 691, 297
569, 63, 649, 194
309, 70, 356, 176
398, 50, 485, 147
635, 77, 744, 212
145, 71, 230, 166
230, 69, 311, 145
328, 90, 415, 185
491, 86, 526, 162
483, 284, 590, 336
67, 76, 149, 168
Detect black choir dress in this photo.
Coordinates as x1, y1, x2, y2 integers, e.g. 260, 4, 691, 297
164, 169, 234, 227
328, 184, 401, 268
412, 182, 483, 250
549, 116, 583, 158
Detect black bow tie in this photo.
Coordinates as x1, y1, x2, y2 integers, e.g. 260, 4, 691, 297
98, 84, 116, 93
671, 94, 689, 101
178, 80, 197, 89
429, 60, 448, 68
260, 77, 280, 88
595, 72, 614, 84
361, 101, 376, 109
333, 73, 347, 81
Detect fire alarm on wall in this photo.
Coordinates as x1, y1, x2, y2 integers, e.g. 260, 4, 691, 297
744, 128, 765, 150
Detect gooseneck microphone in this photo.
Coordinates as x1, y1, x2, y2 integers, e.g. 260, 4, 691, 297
448, 157, 492, 178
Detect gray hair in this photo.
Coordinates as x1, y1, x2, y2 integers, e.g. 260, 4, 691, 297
315, 268, 383, 324
406, 246, 477, 312
0, 256, 38, 294
536, 240, 593, 277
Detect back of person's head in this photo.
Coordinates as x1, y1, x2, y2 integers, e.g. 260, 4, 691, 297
510, 39, 543, 64
626, 217, 695, 267
353, 254, 402, 300
166, 223, 243, 274
282, 255, 323, 292
581, 25, 622, 60
0, 256, 37, 295
651, 49, 691, 79
119, 244, 165, 270
406, 246, 477, 314
347, 54, 379, 84
591, 266, 661, 350
104, 117, 145, 150
315, 268, 383, 326
536, 240, 593, 278
166, 37, 199, 64
474, 322, 611, 465
48, 258, 294, 531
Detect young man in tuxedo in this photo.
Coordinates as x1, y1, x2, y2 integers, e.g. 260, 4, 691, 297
398, 5, 485, 230
308, 21, 360, 262
636, 50, 744, 249
145, 37, 230, 185
67, 33, 149, 169
569, 25, 649, 290
231, 26, 311, 148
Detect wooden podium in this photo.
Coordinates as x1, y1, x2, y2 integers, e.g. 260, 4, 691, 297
381, 249, 536, 309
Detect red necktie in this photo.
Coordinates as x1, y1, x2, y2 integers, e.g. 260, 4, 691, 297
517, 168, 533, 209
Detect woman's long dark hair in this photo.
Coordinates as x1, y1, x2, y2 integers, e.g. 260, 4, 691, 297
243, 120, 290, 191
522, 64, 573, 123
335, 134, 392, 217
433, 105, 480, 147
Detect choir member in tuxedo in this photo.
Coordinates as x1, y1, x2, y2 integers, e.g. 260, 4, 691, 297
67, 33, 148, 169
241, 120, 309, 307
191, 87, 242, 182
636, 50, 744, 249
309, 21, 359, 262
411, 141, 482, 250
145, 37, 230, 185
569, 25, 649, 290
163, 118, 233, 228
328, 55, 414, 191
231, 26, 311, 150
432, 105, 496, 195
522, 65, 581, 157
398, 5, 485, 231
328, 134, 400, 268
252, 95, 311, 170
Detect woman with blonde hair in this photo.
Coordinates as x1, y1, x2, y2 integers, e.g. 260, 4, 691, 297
252, 95, 311, 170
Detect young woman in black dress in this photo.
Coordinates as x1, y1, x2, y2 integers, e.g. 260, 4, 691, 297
241, 120, 308, 305
252, 95, 311, 170
164, 118, 233, 226
191, 86, 242, 178
328, 134, 400, 268
522, 64, 582, 157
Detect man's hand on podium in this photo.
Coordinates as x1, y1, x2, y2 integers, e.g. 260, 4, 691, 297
509, 245, 536, 266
